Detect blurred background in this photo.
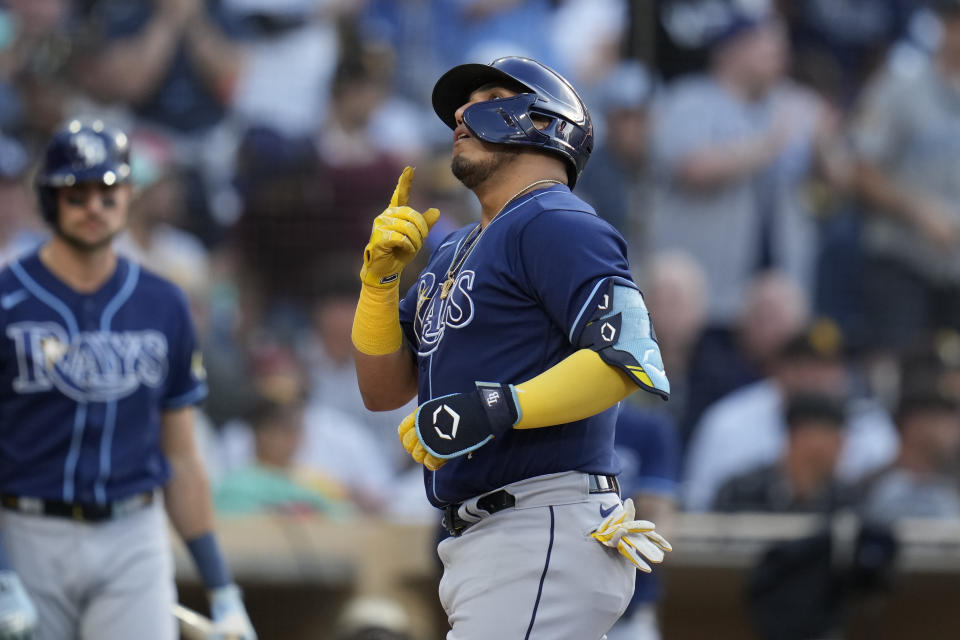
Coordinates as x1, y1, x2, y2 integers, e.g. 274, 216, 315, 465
2, 0, 960, 638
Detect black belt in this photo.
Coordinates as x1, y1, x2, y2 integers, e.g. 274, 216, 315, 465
1, 492, 155, 523
442, 474, 620, 537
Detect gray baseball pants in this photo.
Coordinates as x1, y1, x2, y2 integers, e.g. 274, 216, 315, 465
1, 499, 176, 640
437, 471, 636, 640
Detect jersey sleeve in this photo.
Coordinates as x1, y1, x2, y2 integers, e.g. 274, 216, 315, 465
162, 287, 208, 409
516, 208, 633, 345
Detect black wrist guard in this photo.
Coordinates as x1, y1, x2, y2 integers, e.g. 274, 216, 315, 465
415, 382, 519, 459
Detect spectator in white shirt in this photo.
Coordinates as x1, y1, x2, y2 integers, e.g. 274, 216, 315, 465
683, 321, 898, 511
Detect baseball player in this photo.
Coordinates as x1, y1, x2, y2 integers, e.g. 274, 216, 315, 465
352, 57, 673, 639
0, 121, 255, 640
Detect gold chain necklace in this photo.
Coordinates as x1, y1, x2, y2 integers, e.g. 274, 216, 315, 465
439, 179, 562, 299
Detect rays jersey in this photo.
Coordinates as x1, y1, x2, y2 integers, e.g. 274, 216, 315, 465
399, 185, 634, 506
0, 251, 207, 504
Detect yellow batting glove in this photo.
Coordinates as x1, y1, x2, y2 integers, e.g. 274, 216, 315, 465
398, 411, 446, 471
590, 498, 672, 573
360, 166, 440, 288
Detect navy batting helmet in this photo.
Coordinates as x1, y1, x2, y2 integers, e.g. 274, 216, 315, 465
35, 120, 132, 225
432, 56, 594, 188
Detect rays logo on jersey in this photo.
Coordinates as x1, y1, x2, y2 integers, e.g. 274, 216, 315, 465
6, 322, 168, 402
414, 270, 476, 355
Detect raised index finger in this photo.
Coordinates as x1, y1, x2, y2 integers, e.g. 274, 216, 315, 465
390, 166, 415, 208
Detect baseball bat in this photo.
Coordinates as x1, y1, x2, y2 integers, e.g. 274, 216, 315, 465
172, 603, 213, 640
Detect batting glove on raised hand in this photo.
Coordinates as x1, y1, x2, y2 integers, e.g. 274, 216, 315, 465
398, 382, 519, 470
0, 571, 37, 640
209, 584, 256, 640
589, 498, 673, 573
361, 166, 440, 288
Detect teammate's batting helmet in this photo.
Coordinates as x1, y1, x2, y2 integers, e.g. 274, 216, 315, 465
432, 56, 594, 188
35, 120, 132, 225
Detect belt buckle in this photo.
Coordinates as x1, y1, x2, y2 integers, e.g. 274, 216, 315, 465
113, 493, 142, 518
589, 474, 620, 496
15, 497, 43, 515
442, 504, 466, 537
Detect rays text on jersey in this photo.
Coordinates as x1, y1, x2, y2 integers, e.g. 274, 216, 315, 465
6, 322, 168, 401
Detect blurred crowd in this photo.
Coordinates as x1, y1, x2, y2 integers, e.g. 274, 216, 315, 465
3, 0, 960, 634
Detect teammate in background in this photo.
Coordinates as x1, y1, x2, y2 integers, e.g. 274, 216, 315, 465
352, 57, 672, 638
0, 121, 255, 639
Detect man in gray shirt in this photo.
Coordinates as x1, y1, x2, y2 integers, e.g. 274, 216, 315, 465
852, 0, 960, 350
649, 6, 842, 326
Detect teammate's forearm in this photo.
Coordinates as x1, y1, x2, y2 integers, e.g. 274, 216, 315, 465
513, 349, 636, 429
164, 452, 216, 540
165, 453, 233, 589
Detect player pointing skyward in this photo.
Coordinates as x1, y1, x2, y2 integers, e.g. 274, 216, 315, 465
0, 121, 255, 640
352, 57, 672, 639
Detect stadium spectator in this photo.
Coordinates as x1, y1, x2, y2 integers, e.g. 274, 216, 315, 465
428, 0, 561, 76
785, 0, 920, 108
217, 339, 400, 513
648, 4, 842, 330
548, 0, 628, 89
303, 266, 416, 476
653, 0, 741, 80
683, 322, 898, 511
851, 0, 960, 354
213, 344, 352, 517
231, 125, 330, 315
714, 393, 855, 512
682, 271, 810, 442
114, 130, 210, 292
633, 250, 709, 427
0, 0, 76, 143
71, 0, 243, 135
859, 387, 960, 522
226, 0, 355, 138
577, 61, 656, 241
0, 135, 45, 264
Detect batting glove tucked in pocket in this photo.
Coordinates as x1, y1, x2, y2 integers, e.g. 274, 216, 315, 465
589, 498, 673, 573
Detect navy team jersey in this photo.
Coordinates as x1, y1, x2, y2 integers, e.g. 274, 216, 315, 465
0, 251, 207, 504
399, 185, 634, 506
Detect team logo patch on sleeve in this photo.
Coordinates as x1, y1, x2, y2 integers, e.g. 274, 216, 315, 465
191, 351, 207, 381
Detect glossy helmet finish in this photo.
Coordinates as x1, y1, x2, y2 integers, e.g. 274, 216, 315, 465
432, 56, 594, 188
35, 120, 132, 225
